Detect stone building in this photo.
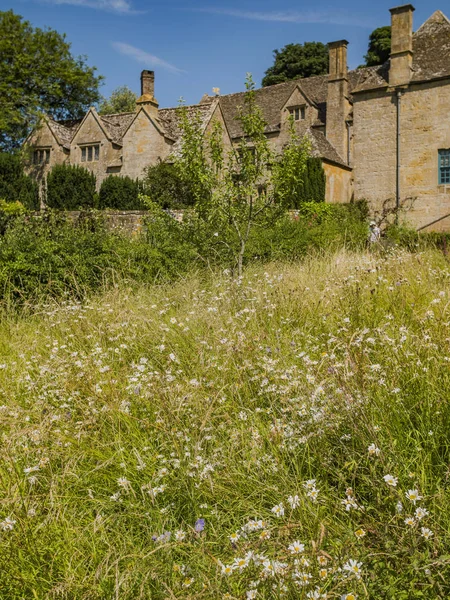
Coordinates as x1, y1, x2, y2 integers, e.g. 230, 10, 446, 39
27, 4, 450, 231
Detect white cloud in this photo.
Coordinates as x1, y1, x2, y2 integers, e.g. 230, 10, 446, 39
196, 7, 371, 28
43, 0, 138, 14
112, 42, 186, 74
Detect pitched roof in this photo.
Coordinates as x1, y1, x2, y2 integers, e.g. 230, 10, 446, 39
99, 113, 135, 145
308, 129, 349, 168
47, 118, 81, 149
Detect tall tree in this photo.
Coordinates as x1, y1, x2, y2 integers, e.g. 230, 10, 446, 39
364, 26, 391, 66
0, 10, 103, 151
98, 86, 137, 115
262, 42, 329, 87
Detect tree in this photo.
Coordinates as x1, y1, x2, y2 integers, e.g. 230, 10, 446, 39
0, 153, 39, 210
98, 86, 137, 115
262, 42, 329, 87
176, 75, 311, 276
142, 162, 196, 209
99, 175, 145, 210
46, 164, 96, 210
364, 26, 391, 67
0, 10, 103, 151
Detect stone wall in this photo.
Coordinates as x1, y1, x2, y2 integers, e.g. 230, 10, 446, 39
353, 78, 450, 231
323, 161, 353, 203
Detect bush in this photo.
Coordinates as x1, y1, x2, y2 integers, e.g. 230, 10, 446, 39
142, 161, 196, 209
287, 156, 326, 208
0, 152, 39, 210
99, 175, 146, 210
46, 164, 97, 210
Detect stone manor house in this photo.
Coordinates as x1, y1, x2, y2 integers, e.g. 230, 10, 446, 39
27, 4, 450, 231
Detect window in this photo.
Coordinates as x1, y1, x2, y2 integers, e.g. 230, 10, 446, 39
33, 149, 50, 165
289, 106, 306, 121
439, 149, 450, 184
81, 144, 100, 162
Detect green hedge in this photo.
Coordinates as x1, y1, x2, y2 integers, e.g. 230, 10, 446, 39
99, 175, 146, 210
142, 161, 196, 209
0, 153, 39, 210
46, 164, 97, 210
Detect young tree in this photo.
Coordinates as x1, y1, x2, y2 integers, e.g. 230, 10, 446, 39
0, 10, 102, 151
98, 86, 137, 115
262, 42, 329, 87
176, 75, 311, 276
364, 26, 391, 67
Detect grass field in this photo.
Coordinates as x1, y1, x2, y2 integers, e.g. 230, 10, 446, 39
1, 249, 450, 599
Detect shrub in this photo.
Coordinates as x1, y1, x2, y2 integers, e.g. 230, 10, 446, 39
46, 164, 97, 210
99, 175, 146, 210
142, 161, 196, 209
0, 199, 27, 236
286, 156, 326, 208
0, 152, 39, 210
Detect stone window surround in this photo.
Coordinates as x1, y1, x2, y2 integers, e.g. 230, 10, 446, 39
33, 148, 51, 165
80, 143, 100, 162
288, 105, 306, 121
438, 149, 450, 185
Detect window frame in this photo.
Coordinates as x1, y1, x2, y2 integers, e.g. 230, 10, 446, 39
80, 144, 100, 163
439, 149, 450, 185
288, 105, 306, 121
33, 148, 50, 165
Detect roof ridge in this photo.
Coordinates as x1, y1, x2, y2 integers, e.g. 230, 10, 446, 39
415, 9, 450, 33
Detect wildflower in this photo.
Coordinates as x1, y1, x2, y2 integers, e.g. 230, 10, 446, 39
246, 591, 257, 600
404, 517, 416, 527
233, 557, 249, 571
0, 517, 16, 531
343, 559, 363, 579
259, 529, 270, 540
319, 568, 327, 578
415, 507, 429, 520
396, 501, 403, 513
261, 559, 275, 577
287, 494, 300, 509
271, 503, 285, 517
295, 572, 312, 586
221, 564, 234, 575
421, 527, 433, 540
307, 589, 325, 599
194, 518, 205, 532
307, 488, 319, 502
182, 577, 194, 587
317, 556, 328, 566
229, 532, 240, 543
303, 479, 317, 490
368, 444, 380, 456
342, 497, 358, 511
288, 541, 305, 554
383, 474, 398, 487
175, 530, 186, 541
355, 528, 366, 538
405, 489, 422, 505
342, 594, 357, 600
117, 477, 130, 488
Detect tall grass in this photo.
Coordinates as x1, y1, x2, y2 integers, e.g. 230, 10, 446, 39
0, 249, 449, 599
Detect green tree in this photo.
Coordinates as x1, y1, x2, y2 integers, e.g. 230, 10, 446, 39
0, 152, 39, 210
364, 26, 391, 66
46, 164, 96, 210
98, 86, 137, 115
99, 175, 145, 210
262, 42, 329, 87
176, 75, 311, 276
0, 10, 103, 151
142, 161, 196, 209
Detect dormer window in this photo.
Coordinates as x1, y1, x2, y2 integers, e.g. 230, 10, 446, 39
289, 106, 306, 121
33, 148, 50, 165
81, 144, 100, 162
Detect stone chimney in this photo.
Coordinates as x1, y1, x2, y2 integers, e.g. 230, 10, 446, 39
327, 40, 350, 163
389, 4, 415, 86
136, 69, 159, 115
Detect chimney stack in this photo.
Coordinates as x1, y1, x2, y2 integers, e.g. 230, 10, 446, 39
327, 40, 350, 163
389, 4, 415, 86
136, 70, 158, 116
141, 70, 155, 97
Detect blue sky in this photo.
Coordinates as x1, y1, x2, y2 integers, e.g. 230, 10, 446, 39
4, 0, 446, 108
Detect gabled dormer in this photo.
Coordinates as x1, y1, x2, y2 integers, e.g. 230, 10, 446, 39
281, 84, 319, 129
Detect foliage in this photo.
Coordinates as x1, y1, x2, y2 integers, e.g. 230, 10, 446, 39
46, 164, 97, 210
98, 86, 137, 115
0, 10, 102, 151
262, 42, 329, 87
0, 199, 27, 236
176, 75, 311, 275
0, 211, 189, 304
1, 250, 450, 598
142, 161, 197, 209
0, 152, 39, 210
99, 175, 146, 210
364, 25, 391, 67
295, 156, 326, 205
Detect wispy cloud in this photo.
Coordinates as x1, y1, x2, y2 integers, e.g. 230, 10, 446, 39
112, 42, 186, 74
196, 7, 372, 28
43, 0, 138, 14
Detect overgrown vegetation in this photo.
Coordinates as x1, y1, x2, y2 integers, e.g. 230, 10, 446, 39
1, 250, 450, 598
99, 175, 146, 210
0, 152, 39, 210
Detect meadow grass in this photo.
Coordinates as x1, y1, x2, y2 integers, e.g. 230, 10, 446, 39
1, 249, 450, 599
